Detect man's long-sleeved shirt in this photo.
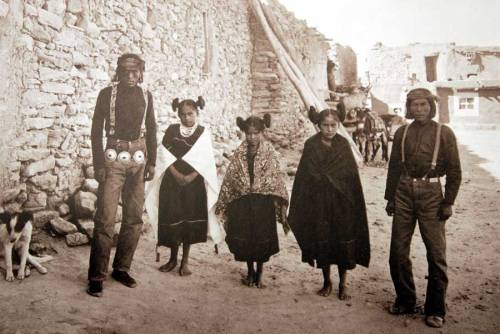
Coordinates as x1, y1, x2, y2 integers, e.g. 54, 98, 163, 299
91, 84, 157, 170
385, 120, 461, 205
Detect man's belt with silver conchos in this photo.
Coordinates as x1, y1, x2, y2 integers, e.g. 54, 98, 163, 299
104, 83, 149, 164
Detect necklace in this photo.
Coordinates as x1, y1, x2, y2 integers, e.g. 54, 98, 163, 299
179, 123, 198, 137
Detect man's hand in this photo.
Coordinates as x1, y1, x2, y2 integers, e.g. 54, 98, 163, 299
385, 200, 395, 216
144, 164, 155, 181
95, 168, 106, 183
438, 204, 453, 221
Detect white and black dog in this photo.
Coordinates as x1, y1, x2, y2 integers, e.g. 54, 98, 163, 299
0, 211, 51, 281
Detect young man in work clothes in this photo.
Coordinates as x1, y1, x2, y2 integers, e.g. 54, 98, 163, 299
87, 54, 157, 297
384, 88, 461, 328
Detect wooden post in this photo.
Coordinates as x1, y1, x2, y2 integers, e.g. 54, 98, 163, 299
250, 0, 363, 163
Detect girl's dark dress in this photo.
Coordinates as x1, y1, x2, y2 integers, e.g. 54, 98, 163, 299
158, 124, 207, 247
288, 133, 370, 269
226, 151, 279, 262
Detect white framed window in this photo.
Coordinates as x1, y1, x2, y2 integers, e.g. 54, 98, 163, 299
458, 97, 474, 110
454, 95, 479, 117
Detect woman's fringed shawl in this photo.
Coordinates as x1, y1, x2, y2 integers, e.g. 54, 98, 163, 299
288, 133, 370, 267
216, 140, 289, 227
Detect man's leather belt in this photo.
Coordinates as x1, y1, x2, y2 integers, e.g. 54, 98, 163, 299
402, 176, 440, 183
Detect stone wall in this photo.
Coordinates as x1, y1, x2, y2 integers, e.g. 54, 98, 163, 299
0, 0, 331, 212
249, 0, 326, 151
332, 44, 358, 87
0, 0, 254, 211
0, 0, 26, 206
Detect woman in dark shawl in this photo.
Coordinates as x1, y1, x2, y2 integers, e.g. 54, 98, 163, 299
288, 106, 370, 299
216, 114, 289, 288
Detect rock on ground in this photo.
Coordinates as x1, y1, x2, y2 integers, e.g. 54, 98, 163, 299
50, 217, 78, 235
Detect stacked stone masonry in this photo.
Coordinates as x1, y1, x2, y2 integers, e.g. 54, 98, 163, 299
0, 0, 330, 214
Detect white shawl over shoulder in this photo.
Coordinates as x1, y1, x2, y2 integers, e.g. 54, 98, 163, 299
145, 127, 225, 244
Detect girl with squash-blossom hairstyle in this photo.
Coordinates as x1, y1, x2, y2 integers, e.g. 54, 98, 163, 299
216, 114, 289, 288
145, 96, 224, 276
288, 105, 370, 300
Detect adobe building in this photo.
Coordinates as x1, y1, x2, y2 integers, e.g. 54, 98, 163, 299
367, 43, 500, 124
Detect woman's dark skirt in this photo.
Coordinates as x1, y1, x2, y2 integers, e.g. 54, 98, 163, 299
301, 184, 358, 269
157, 171, 208, 247
226, 194, 279, 262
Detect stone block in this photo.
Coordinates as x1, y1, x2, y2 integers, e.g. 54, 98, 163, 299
87, 68, 109, 81
4, 202, 22, 213
40, 105, 66, 118
48, 129, 67, 148
38, 8, 63, 30
82, 178, 99, 194
30, 173, 58, 191
73, 191, 97, 218
17, 34, 34, 51
57, 203, 71, 216
46, 0, 66, 16
55, 157, 73, 168
23, 192, 46, 211
41, 82, 75, 95
65, 12, 78, 26
21, 107, 38, 117
78, 218, 94, 237
16, 191, 28, 205
65, 232, 89, 246
57, 170, 72, 190
1, 186, 23, 204
39, 66, 70, 81
70, 66, 86, 78
67, 0, 83, 14
68, 114, 90, 127
23, 156, 56, 177
252, 72, 279, 80
85, 166, 95, 179
25, 118, 54, 130
79, 148, 92, 158
80, 18, 100, 38
60, 132, 74, 150
32, 210, 59, 229
10, 132, 45, 150
16, 148, 51, 162
24, 4, 38, 17
50, 217, 78, 235
54, 26, 81, 47
23, 90, 58, 108
142, 23, 155, 39
37, 49, 72, 69
72, 51, 91, 66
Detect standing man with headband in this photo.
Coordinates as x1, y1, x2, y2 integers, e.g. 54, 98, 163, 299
384, 88, 461, 328
87, 53, 157, 297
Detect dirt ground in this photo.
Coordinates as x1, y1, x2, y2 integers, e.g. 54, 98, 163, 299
0, 144, 499, 334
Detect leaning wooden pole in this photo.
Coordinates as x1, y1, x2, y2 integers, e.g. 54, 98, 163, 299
250, 0, 363, 163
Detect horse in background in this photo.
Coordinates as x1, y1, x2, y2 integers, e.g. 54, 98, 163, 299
343, 107, 368, 157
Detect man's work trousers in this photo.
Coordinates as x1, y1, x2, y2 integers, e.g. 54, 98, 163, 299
389, 177, 448, 317
88, 160, 145, 281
